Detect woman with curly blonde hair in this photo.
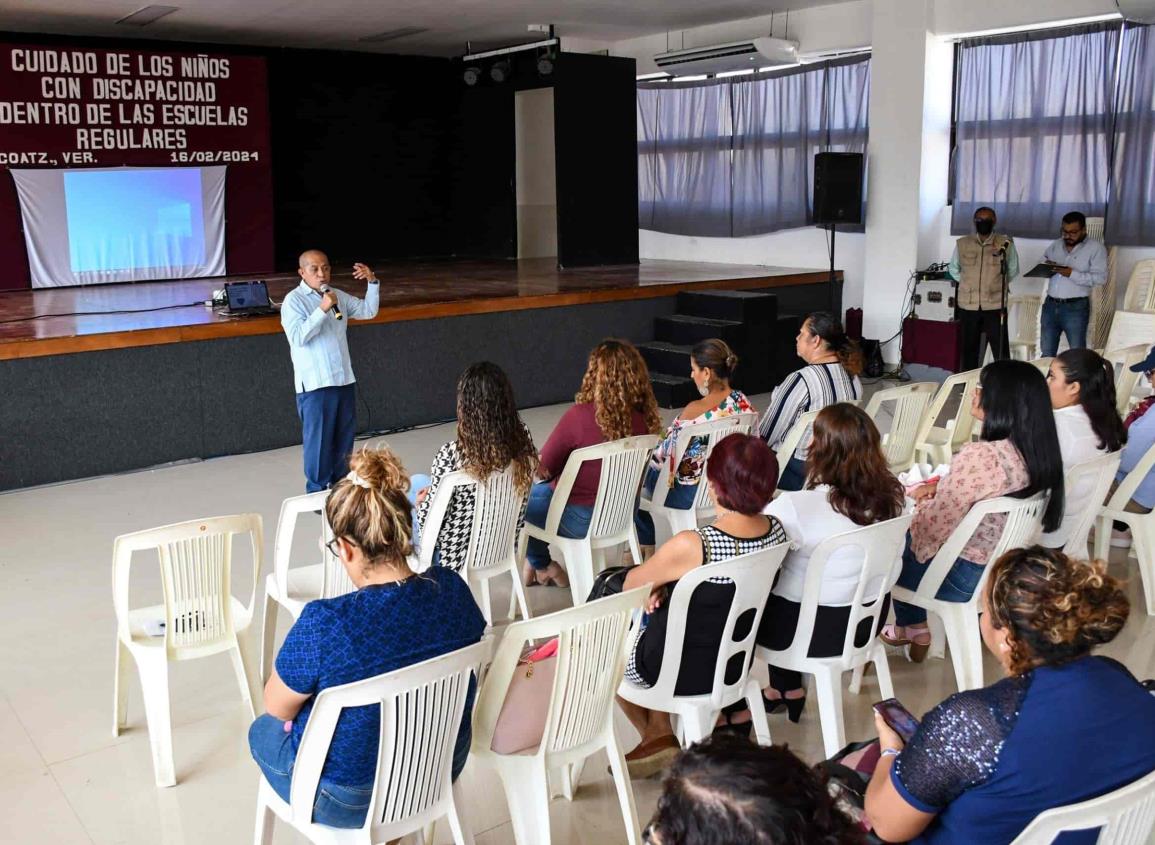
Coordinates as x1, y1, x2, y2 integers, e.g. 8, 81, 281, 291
865, 546, 1155, 845
523, 339, 662, 586
251, 447, 485, 829
412, 362, 537, 571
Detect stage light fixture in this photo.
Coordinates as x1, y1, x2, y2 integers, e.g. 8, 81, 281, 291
537, 54, 554, 76
463, 65, 481, 86
490, 59, 512, 83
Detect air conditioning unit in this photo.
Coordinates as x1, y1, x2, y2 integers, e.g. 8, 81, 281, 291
1117, 0, 1155, 22
654, 37, 799, 76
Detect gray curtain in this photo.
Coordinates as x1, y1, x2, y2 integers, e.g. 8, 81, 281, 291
1108, 23, 1155, 245
951, 22, 1121, 238
638, 55, 870, 237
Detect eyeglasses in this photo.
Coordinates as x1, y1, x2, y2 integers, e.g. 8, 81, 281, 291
642, 822, 661, 844
325, 538, 341, 557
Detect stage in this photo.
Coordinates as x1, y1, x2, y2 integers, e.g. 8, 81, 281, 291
0, 258, 839, 490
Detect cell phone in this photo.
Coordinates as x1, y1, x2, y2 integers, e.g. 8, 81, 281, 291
873, 698, 920, 744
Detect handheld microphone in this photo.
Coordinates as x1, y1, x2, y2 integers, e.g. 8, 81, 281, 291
320, 284, 343, 320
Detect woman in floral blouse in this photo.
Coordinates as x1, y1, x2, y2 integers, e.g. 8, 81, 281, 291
882, 360, 1064, 660
635, 338, 756, 551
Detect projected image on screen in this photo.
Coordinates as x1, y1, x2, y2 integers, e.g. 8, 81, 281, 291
64, 169, 206, 273
10, 165, 227, 288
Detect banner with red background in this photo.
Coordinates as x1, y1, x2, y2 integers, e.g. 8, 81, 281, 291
0, 43, 273, 290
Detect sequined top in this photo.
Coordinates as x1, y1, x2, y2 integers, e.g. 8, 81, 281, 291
910, 438, 1030, 564
892, 656, 1155, 845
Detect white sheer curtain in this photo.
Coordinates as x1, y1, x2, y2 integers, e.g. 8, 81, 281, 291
638, 55, 871, 237
1107, 23, 1155, 245
951, 22, 1121, 238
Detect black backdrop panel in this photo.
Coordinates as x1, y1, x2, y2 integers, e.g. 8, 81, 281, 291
554, 53, 639, 267
449, 85, 517, 259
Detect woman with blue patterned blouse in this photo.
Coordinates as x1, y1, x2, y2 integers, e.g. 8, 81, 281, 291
250, 447, 486, 829
865, 546, 1155, 844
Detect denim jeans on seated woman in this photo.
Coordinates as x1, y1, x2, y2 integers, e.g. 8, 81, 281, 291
249, 713, 471, 828
407, 473, 440, 568
892, 532, 985, 627
524, 480, 592, 570
635, 465, 700, 546
776, 456, 807, 493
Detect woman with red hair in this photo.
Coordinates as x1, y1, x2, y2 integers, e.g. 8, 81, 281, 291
617, 433, 788, 779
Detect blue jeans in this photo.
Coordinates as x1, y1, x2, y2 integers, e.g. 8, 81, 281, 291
249, 713, 471, 829
1040, 296, 1090, 357
635, 466, 699, 545
777, 456, 807, 492
407, 473, 440, 567
892, 534, 985, 626
296, 384, 357, 494
524, 481, 593, 570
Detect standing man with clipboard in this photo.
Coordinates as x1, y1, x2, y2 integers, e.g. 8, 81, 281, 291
1039, 212, 1108, 357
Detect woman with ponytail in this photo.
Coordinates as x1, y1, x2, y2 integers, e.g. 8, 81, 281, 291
757, 312, 863, 492
865, 546, 1155, 845
1043, 349, 1127, 547
636, 338, 756, 552
249, 447, 486, 828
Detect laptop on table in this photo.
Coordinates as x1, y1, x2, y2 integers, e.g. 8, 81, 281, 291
222, 280, 278, 316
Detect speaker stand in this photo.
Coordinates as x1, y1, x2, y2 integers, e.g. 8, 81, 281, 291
827, 223, 837, 314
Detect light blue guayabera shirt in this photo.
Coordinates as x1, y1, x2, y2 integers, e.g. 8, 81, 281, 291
1041, 237, 1108, 299
281, 280, 380, 394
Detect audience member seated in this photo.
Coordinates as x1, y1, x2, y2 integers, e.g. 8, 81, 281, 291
1042, 349, 1126, 548
636, 338, 756, 552
882, 360, 1064, 659
410, 361, 538, 571
755, 403, 905, 721
524, 338, 663, 587
617, 433, 787, 777
643, 733, 865, 845
758, 311, 864, 492
865, 546, 1155, 844
249, 448, 486, 829
1111, 344, 1155, 548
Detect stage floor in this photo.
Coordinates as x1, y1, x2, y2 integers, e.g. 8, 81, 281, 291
0, 258, 834, 360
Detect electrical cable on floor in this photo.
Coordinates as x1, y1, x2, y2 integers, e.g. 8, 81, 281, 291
0, 301, 207, 324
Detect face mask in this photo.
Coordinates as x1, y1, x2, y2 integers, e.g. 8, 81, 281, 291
975, 219, 994, 236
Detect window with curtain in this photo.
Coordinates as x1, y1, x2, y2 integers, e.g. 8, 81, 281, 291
1108, 23, 1155, 245
638, 55, 870, 237
950, 22, 1122, 238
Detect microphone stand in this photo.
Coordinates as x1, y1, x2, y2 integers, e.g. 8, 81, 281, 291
998, 244, 1009, 361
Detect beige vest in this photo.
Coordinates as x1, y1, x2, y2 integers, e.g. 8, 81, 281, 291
956, 233, 1012, 311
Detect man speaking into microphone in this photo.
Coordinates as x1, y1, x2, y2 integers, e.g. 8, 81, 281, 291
948, 206, 1019, 370
281, 249, 379, 492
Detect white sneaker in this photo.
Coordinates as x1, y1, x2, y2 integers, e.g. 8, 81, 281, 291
1110, 528, 1133, 549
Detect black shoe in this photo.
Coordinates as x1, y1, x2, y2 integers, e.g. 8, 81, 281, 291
763, 692, 806, 722
714, 706, 754, 739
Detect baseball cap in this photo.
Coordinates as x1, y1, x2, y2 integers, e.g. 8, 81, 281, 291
1129, 344, 1155, 373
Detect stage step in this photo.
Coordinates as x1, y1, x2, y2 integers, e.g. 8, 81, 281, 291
638, 340, 692, 379
654, 314, 744, 346
676, 289, 779, 324
650, 372, 699, 410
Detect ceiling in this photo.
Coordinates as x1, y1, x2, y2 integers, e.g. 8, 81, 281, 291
0, 0, 856, 57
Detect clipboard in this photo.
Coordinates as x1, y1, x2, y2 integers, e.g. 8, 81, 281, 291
1023, 263, 1061, 278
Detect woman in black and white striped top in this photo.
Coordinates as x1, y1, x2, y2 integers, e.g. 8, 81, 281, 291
758, 312, 863, 492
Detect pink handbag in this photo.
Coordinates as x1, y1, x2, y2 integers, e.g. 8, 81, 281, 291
490, 638, 558, 754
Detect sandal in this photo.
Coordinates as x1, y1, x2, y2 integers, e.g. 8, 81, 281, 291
881, 624, 931, 663
714, 702, 754, 739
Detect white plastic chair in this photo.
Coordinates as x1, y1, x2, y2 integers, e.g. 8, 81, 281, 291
1123, 259, 1155, 313
471, 587, 650, 845
1086, 215, 1117, 351
1008, 294, 1043, 361
416, 466, 531, 625
640, 412, 756, 535
864, 383, 938, 472
1094, 439, 1155, 615
756, 514, 913, 759
520, 434, 659, 607
113, 513, 262, 787
253, 640, 489, 845
618, 543, 791, 747
1053, 451, 1123, 557
1104, 344, 1151, 417
1028, 357, 1054, 376
260, 490, 354, 683
912, 368, 982, 467
773, 407, 820, 471
892, 493, 1048, 692
1010, 768, 1155, 845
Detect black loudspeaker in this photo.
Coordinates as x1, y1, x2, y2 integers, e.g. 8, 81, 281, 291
814, 152, 864, 224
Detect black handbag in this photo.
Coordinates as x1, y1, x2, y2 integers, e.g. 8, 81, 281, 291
586, 565, 633, 603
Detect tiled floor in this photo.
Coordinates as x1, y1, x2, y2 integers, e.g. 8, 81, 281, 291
2, 393, 1152, 845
